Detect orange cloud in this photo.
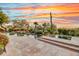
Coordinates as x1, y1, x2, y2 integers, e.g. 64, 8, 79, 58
15, 12, 79, 19
9, 4, 79, 13
15, 16, 30, 18
35, 4, 79, 12
31, 12, 79, 18
53, 19, 71, 24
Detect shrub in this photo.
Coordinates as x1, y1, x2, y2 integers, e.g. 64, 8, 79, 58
0, 33, 9, 55
58, 35, 72, 40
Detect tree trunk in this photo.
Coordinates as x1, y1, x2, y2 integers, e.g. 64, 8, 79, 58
50, 12, 53, 30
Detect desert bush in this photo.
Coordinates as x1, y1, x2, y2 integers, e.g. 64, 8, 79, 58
58, 35, 72, 40
0, 33, 9, 55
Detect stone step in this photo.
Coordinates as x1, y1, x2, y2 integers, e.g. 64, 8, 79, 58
38, 38, 79, 52
42, 37, 79, 47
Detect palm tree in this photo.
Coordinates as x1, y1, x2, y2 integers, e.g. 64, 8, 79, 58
34, 22, 38, 29
42, 23, 47, 35
33, 22, 39, 38
33, 22, 38, 33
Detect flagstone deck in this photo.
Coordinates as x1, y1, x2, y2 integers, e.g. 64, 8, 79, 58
1, 34, 79, 56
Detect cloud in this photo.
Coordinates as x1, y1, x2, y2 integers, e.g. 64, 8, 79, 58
31, 12, 79, 18
3, 3, 79, 12
1, 3, 79, 26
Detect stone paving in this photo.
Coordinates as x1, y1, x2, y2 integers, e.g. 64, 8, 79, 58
42, 36, 79, 46
1, 34, 79, 56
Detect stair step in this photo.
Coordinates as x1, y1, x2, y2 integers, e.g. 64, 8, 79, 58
39, 38, 79, 52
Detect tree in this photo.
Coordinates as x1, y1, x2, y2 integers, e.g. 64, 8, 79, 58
0, 8, 9, 54
49, 12, 57, 35
50, 12, 53, 30
42, 23, 47, 35
0, 8, 9, 26
34, 22, 38, 31
0, 8, 9, 32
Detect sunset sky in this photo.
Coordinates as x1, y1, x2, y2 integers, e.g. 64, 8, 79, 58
0, 3, 79, 28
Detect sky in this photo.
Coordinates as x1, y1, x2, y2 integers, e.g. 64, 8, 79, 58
0, 3, 79, 27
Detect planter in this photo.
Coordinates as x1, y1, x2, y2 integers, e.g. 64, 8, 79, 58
17, 32, 24, 36
50, 34, 55, 37
26, 33, 30, 36
58, 35, 72, 40
9, 32, 15, 35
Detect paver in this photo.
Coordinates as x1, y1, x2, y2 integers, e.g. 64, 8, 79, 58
1, 34, 79, 56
